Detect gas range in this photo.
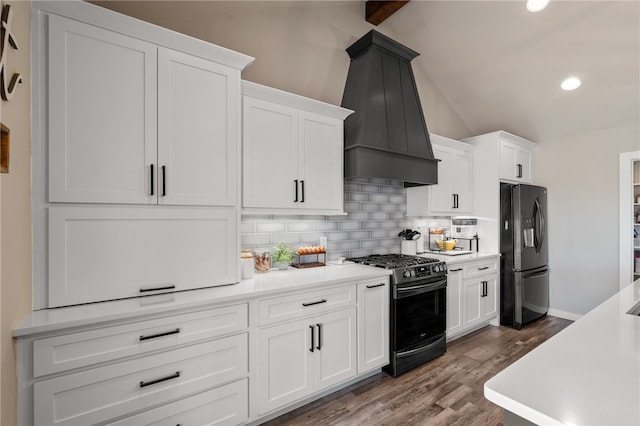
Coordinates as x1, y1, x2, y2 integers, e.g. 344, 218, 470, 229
347, 254, 447, 285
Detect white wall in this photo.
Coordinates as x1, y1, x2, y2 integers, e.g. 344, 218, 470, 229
93, 1, 472, 140
535, 123, 640, 316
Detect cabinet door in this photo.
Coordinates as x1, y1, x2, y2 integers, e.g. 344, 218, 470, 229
452, 150, 473, 213
158, 48, 239, 206
462, 279, 484, 329
499, 141, 518, 181
482, 276, 499, 321
428, 146, 456, 214
314, 308, 357, 392
298, 111, 344, 212
256, 321, 314, 415
357, 281, 389, 373
515, 147, 533, 183
48, 14, 157, 204
48, 207, 237, 307
242, 97, 298, 209
446, 268, 464, 337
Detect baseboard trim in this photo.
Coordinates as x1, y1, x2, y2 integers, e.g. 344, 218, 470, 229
548, 308, 582, 321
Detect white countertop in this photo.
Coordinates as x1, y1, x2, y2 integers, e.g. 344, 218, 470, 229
14, 263, 390, 338
418, 251, 499, 264
484, 280, 640, 426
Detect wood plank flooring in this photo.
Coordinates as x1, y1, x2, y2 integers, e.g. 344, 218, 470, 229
264, 315, 572, 426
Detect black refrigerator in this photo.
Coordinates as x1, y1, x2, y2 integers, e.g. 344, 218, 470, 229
500, 183, 549, 329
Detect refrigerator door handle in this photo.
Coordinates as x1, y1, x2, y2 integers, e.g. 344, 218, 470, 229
534, 199, 545, 253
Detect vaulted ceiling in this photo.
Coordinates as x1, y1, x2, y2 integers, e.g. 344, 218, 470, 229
94, 0, 639, 144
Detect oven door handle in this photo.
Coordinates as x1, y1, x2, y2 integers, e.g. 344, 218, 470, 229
394, 278, 447, 299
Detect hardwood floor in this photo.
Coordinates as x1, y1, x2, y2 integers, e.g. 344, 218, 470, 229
264, 315, 572, 426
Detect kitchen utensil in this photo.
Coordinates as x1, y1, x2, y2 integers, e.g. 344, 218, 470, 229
401, 240, 417, 255
398, 229, 421, 240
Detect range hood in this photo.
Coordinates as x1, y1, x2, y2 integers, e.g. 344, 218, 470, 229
341, 30, 438, 186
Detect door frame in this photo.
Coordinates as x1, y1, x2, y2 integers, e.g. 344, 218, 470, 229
619, 151, 640, 290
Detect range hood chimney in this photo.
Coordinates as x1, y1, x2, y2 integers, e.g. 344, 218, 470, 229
341, 30, 438, 186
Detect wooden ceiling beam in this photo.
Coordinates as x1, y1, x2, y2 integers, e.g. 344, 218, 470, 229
365, 1, 410, 26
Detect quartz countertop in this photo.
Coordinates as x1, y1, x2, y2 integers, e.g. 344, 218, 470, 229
14, 263, 390, 337
484, 280, 640, 425
418, 251, 499, 264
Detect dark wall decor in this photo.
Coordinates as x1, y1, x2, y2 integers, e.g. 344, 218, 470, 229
0, 3, 22, 101
0, 123, 8, 172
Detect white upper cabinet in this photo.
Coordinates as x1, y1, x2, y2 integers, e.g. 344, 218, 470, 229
499, 139, 533, 183
48, 15, 158, 204
242, 81, 353, 215
48, 15, 240, 206
406, 134, 473, 216
158, 48, 238, 206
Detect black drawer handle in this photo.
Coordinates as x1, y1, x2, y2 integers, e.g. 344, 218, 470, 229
139, 371, 180, 388
302, 299, 327, 307
139, 328, 181, 341
478, 266, 490, 271
366, 283, 385, 289
449, 268, 463, 272
140, 285, 176, 293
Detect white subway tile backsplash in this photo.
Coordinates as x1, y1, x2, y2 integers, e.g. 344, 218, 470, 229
339, 220, 360, 231
314, 221, 339, 231
239, 179, 443, 258
360, 184, 380, 193
350, 192, 370, 202
287, 221, 315, 232
241, 234, 271, 247
256, 222, 286, 233
349, 231, 370, 240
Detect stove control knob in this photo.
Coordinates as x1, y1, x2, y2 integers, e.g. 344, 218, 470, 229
403, 270, 412, 278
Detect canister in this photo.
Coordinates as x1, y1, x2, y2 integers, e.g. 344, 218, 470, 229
241, 250, 254, 279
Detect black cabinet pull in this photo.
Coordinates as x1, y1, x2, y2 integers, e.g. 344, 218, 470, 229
302, 299, 327, 307
316, 323, 322, 350
139, 371, 180, 388
478, 266, 489, 271
161, 165, 167, 196
150, 164, 154, 196
480, 281, 488, 297
449, 268, 463, 272
517, 163, 523, 178
309, 325, 315, 352
452, 194, 456, 209
294, 179, 299, 202
140, 284, 176, 293
366, 283, 385, 289
301, 180, 305, 202
139, 328, 181, 341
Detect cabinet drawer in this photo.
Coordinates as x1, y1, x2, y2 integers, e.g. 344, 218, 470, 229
106, 378, 248, 426
34, 333, 248, 426
463, 258, 498, 279
33, 304, 248, 378
257, 285, 356, 326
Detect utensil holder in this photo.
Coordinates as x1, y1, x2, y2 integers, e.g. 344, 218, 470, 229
401, 240, 417, 255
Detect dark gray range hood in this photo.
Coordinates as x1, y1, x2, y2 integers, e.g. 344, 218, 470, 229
341, 30, 438, 187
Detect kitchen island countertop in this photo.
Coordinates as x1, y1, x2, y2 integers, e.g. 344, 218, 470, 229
484, 279, 640, 425
14, 263, 390, 337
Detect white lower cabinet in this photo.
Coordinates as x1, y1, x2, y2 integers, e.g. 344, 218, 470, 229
106, 379, 248, 426
256, 307, 357, 415
446, 256, 499, 341
445, 267, 464, 338
22, 304, 249, 426
357, 280, 389, 374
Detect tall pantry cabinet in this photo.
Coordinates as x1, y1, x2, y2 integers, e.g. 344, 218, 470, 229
31, 2, 254, 308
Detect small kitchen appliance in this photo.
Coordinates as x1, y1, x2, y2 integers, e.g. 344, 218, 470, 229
347, 254, 447, 377
451, 217, 478, 239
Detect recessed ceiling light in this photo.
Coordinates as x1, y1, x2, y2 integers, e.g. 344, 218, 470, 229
527, 0, 549, 12
561, 77, 581, 91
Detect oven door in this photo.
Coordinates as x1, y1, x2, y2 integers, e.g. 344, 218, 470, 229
392, 277, 447, 352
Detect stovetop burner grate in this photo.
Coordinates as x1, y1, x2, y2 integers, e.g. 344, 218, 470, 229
348, 254, 440, 269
